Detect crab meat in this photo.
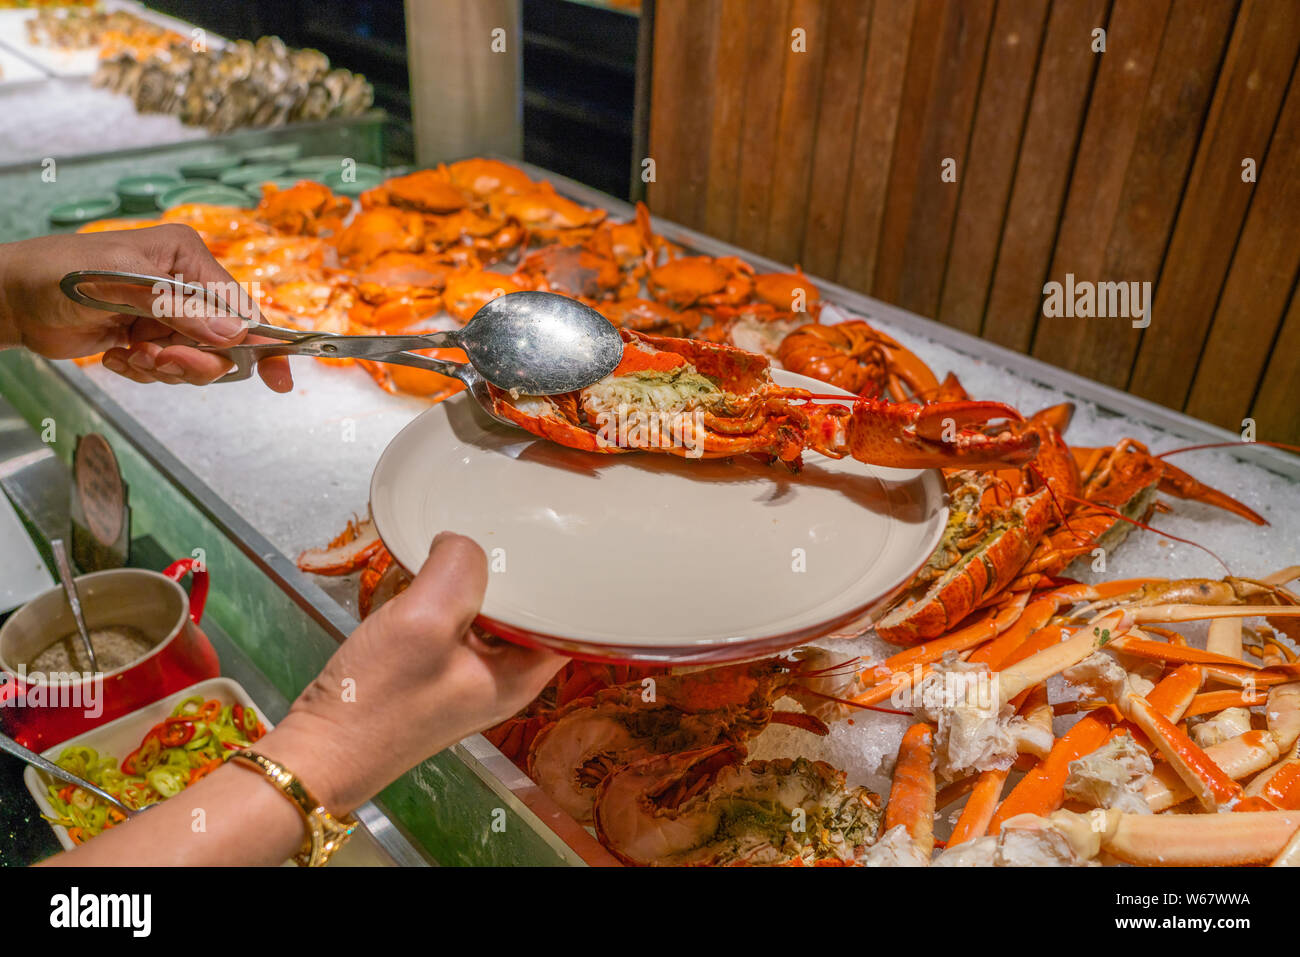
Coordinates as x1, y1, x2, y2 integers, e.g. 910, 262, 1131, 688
1064, 732, 1154, 815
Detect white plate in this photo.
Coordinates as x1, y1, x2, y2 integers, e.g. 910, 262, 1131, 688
23, 677, 385, 865
370, 369, 947, 662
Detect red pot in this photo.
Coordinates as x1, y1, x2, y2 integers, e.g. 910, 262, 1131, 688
0, 559, 218, 751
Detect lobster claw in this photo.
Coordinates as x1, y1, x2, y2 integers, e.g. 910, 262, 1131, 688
846, 398, 1040, 470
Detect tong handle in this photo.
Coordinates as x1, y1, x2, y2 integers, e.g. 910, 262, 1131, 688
60, 268, 302, 337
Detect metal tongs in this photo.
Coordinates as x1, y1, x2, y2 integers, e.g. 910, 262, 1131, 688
60, 271, 624, 421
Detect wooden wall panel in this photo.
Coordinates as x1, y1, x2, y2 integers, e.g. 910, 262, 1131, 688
980, 0, 1109, 352
1089, 0, 1237, 378
890, 0, 995, 319
763, 0, 829, 263
835, 0, 916, 290
1030, 0, 1171, 388
733, 0, 796, 251
1186, 71, 1300, 428
938, 0, 1050, 335
1128, 0, 1300, 410
1252, 286, 1300, 443
646, 0, 1300, 444
700, 0, 748, 240
798, 0, 873, 277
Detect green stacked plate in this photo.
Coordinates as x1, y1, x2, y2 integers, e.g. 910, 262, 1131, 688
116, 174, 182, 212
240, 143, 303, 165
218, 163, 290, 189
158, 183, 254, 210
49, 195, 121, 226
288, 155, 351, 177
178, 155, 242, 179
322, 164, 384, 197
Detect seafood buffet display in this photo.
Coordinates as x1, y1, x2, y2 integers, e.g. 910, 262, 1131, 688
80, 159, 1300, 867
93, 35, 373, 132
13, 4, 374, 133
25, 7, 181, 57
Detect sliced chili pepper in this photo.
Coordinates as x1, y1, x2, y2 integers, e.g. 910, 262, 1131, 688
157, 721, 195, 747
199, 700, 222, 722
134, 733, 162, 773
232, 704, 244, 728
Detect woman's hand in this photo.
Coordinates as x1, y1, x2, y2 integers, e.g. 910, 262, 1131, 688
262, 533, 565, 813
0, 225, 292, 391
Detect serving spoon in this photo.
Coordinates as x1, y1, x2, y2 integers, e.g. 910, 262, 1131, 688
49, 538, 99, 674
59, 273, 625, 400
0, 728, 139, 818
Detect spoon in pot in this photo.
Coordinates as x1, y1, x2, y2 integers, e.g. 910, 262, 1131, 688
50, 539, 99, 674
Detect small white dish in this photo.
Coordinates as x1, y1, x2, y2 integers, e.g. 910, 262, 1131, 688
370, 369, 947, 662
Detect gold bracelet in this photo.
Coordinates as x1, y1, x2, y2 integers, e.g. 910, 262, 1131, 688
230, 749, 358, 867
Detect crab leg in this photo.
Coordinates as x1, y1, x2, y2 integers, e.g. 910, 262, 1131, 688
1244, 759, 1300, 810
1206, 615, 1243, 660
1125, 603, 1300, 625
988, 714, 1115, 833
997, 611, 1127, 706
1141, 731, 1278, 811
1271, 823, 1300, 866
1094, 809, 1300, 866
884, 724, 935, 859
988, 663, 1200, 829
947, 769, 1009, 847
1183, 688, 1266, 718
857, 596, 1027, 691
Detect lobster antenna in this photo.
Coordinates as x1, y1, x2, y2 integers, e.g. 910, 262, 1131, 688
1057, 492, 1233, 576
796, 687, 912, 717
1027, 461, 1078, 538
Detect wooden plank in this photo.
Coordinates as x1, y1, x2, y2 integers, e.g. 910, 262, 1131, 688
981, 0, 1110, 352
937, 0, 1051, 335
1128, 0, 1300, 409
1250, 283, 1300, 446
763, 0, 829, 265
1186, 68, 1300, 429
868, 0, 948, 304
1096, 0, 1238, 377
893, 0, 996, 318
834, 0, 918, 291
701, 0, 749, 241
1030, 0, 1172, 387
647, 0, 718, 225
732, 0, 795, 254
798, 0, 873, 277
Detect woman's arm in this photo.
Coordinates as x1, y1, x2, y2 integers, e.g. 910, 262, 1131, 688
42, 533, 564, 866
